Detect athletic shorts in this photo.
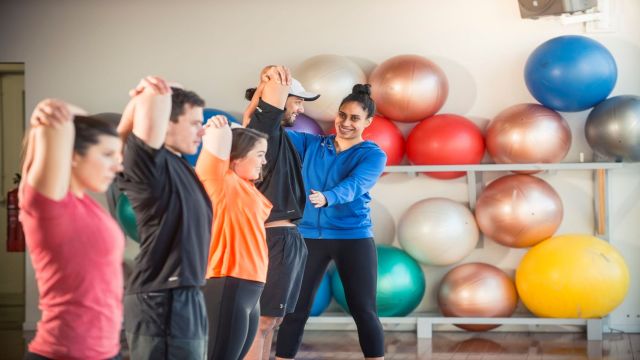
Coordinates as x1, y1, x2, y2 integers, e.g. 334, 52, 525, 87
259, 226, 308, 317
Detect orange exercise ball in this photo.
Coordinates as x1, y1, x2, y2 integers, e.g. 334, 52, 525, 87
486, 103, 571, 170
369, 55, 448, 122
438, 263, 518, 331
475, 174, 563, 248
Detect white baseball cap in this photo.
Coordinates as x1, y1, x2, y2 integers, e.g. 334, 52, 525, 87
289, 78, 320, 101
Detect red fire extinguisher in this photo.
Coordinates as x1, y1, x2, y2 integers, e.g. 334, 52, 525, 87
7, 173, 25, 252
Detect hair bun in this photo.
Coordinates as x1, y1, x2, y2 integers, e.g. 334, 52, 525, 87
352, 84, 372, 97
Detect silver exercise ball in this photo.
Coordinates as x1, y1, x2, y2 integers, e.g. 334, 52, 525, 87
585, 95, 640, 161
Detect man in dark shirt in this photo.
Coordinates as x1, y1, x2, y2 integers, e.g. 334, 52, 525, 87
117, 77, 212, 359
242, 66, 319, 360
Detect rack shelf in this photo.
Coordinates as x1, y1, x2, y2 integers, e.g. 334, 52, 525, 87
307, 314, 603, 340
349, 162, 630, 340
383, 162, 626, 173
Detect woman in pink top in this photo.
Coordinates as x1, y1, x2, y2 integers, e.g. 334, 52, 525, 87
20, 99, 125, 360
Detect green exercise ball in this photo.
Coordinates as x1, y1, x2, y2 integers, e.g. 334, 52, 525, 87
116, 193, 139, 243
331, 245, 425, 316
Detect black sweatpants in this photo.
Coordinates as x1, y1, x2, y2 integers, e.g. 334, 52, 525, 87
276, 238, 384, 358
203, 276, 264, 360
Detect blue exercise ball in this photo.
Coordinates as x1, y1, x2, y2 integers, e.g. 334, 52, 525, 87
183, 108, 240, 166
524, 35, 617, 112
310, 272, 332, 316
331, 245, 425, 317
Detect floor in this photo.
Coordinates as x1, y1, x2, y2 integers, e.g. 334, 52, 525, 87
2, 328, 638, 360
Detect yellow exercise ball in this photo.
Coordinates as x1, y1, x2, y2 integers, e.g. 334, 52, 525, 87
516, 234, 629, 318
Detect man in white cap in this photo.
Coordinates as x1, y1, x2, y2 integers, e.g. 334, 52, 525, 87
241, 65, 319, 360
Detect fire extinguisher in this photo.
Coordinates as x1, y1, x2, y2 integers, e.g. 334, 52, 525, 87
7, 173, 25, 252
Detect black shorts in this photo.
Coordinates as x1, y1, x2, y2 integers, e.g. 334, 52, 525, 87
260, 226, 308, 317
123, 287, 208, 360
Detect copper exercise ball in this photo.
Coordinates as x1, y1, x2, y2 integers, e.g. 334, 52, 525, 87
475, 174, 563, 248
438, 263, 518, 331
486, 103, 571, 170
369, 55, 448, 122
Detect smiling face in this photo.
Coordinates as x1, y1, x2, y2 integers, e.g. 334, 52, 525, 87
165, 104, 205, 155
71, 134, 123, 193
334, 101, 372, 140
232, 138, 268, 181
283, 96, 305, 127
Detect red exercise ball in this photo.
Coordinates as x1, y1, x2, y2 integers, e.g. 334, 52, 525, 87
328, 115, 405, 166
364, 116, 405, 166
406, 114, 485, 179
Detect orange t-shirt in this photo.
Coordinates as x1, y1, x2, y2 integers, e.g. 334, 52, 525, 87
195, 149, 273, 283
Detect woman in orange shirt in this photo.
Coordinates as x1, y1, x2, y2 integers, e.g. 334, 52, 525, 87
195, 115, 272, 360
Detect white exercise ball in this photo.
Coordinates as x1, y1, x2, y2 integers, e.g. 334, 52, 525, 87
398, 198, 479, 266
370, 199, 396, 245
295, 55, 367, 122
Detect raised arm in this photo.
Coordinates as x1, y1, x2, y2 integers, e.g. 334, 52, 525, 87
201, 115, 232, 160
242, 65, 291, 127
118, 76, 172, 149
23, 99, 76, 200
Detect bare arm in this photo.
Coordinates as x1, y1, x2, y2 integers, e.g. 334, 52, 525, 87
23, 99, 76, 200
117, 99, 135, 143
201, 115, 232, 160
242, 65, 291, 127
261, 66, 291, 110
119, 76, 172, 149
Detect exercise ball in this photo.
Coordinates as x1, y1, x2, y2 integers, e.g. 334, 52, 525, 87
438, 263, 518, 331
310, 272, 332, 316
286, 113, 323, 135
369, 54, 448, 122
184, 108, 240, 166
525, 35, 617, 112
585, 95, 640, 161
406, 114, 485, 179
487, 103, 571, 168
370, 199, 396, 245
398, 198, 479, 266
331, 245, 425, 317
475, 174, 562, 248
363, 116, 405, 166
295, 55, 366, 122
116, 193, 139, 243
516, 234, 629, 318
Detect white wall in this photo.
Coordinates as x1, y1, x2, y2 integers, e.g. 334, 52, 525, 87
1, 0, 639, 332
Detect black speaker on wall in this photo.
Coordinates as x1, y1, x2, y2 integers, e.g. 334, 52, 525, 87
518, 0, 598, 19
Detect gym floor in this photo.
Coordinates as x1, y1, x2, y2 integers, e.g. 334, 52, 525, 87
2, 328, 638, 359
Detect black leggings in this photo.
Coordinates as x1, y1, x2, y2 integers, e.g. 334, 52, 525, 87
276, 238, 384, 358
203, 277, 263, 360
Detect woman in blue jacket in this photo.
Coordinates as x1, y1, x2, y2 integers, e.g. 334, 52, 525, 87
275, 84, 387, 360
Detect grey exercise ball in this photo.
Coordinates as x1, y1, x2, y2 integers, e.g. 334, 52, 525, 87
585, 95, 640, 161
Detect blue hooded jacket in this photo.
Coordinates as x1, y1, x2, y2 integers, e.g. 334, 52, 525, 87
286, 131, 387, 239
